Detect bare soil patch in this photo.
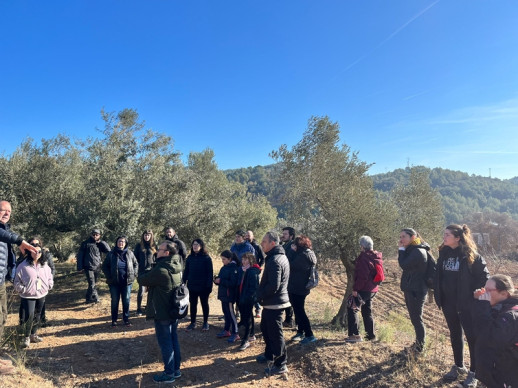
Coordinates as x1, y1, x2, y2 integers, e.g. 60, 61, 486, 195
1, 258, 516, 388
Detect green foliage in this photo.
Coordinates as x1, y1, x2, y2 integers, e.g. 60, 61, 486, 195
373, 167, 518, 223
390, 168, 445, 251
271, 116, 397, 326
0, 109, 277, 259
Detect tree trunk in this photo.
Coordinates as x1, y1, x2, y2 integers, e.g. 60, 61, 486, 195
331, 253, 355, 327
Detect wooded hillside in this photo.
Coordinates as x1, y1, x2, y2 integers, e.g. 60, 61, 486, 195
226, 165, 518, 224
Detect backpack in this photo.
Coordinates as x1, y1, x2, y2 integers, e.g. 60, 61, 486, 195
370, 254, 385, 285
169, 283, 189, 320
305, 265, 319, 290
167, 270, 189, 320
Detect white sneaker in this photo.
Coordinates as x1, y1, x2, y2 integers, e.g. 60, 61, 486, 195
30, 334, 43, 343
345, 335, 363, 343
444, 365, 468, 381
463, 371, 478, 388
21, 337, 30, 348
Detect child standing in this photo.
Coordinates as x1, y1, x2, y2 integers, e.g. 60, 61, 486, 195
237, 253, 261, 350
214, 250, 240, 343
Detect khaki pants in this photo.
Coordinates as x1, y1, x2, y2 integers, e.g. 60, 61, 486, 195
0, 283, 7, 339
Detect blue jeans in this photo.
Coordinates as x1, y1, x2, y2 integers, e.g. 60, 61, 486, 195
154, 319, 181, 375
109, 284, 132, 323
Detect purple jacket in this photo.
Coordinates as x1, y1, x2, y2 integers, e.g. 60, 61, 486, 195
353, 250, 381, 293
14, 260, 53, 299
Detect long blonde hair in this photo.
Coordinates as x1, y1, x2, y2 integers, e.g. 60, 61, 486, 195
440, 224, 478, 265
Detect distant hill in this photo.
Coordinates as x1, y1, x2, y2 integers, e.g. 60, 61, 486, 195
372, 167, 518, 223
226, 165, 518, 224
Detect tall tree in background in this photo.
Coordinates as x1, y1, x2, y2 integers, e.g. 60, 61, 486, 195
0, 135, 88, 259
391, 167, 445, 251
183, 149, 277, 250
271, 116, 396, 327
0, 108, 277, 259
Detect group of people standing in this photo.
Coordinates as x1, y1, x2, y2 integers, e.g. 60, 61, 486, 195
1, 198, 515, 387
73, 225, 317, 382
348, 224, 517, 388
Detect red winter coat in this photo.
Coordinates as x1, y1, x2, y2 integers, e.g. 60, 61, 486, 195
353, 250, 381, 293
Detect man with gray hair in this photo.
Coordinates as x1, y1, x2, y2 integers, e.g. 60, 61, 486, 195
256, 231, 290, 376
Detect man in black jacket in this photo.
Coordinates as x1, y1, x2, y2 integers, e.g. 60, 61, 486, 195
256, 231, 290, 376
164, 227, 187, 267
281, 227, 296, 327
77, 229, 110, 303
0, 201, 36, 374
245, 230, 265, 267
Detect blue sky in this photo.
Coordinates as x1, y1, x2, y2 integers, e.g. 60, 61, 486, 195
1, 0, 518, 179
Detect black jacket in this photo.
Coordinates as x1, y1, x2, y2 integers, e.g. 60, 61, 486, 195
77, 237, 110, 271
257, 245, 290, 307
398, 243, 429, 294
183, 251, 213, 294
238, 264, 261, 306
249, 239, 265, 267
165, 234, 187, 265
288, 248, 317, 296
0, 222, 21, 284
472, 297, 518, 388
102, 248, 138, 286
283, 240, 296, 262
216, 261, 239, 303
434, 246, 489, 309
133, 242, 156, 274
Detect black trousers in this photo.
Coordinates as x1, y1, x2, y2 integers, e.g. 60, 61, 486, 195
189, 290, 210, 324
20, 297, 45, 336
441, 297, 477, 372
289, 292, 314, 337
238, 302, 255, 343
347, 291, 376, 338
85, 270, 99, 302
260, 308, 287, 367
404, 290, 427, 348
283, 306, 293, 324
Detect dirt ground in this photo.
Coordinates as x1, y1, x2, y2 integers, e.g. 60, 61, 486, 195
1, 257, 517, 388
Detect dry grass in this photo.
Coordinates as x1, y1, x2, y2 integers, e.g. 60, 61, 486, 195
0, 258, 515, 387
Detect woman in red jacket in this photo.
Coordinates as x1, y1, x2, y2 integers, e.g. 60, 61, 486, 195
346, 236, 382, 343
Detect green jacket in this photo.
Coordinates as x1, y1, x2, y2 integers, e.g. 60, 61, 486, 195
138, 254, 182, 321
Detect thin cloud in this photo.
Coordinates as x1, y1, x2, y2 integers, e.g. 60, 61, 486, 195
387, 97, 518, 130
402, 89, 431, 101
336, 0, 440, 76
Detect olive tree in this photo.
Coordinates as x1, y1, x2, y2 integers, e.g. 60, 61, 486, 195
391, 167, 445, 252
271, 116, 396, 327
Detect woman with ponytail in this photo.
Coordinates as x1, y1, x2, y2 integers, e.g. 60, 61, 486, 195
398, 228, 431, 353
434, 224, 489, 388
